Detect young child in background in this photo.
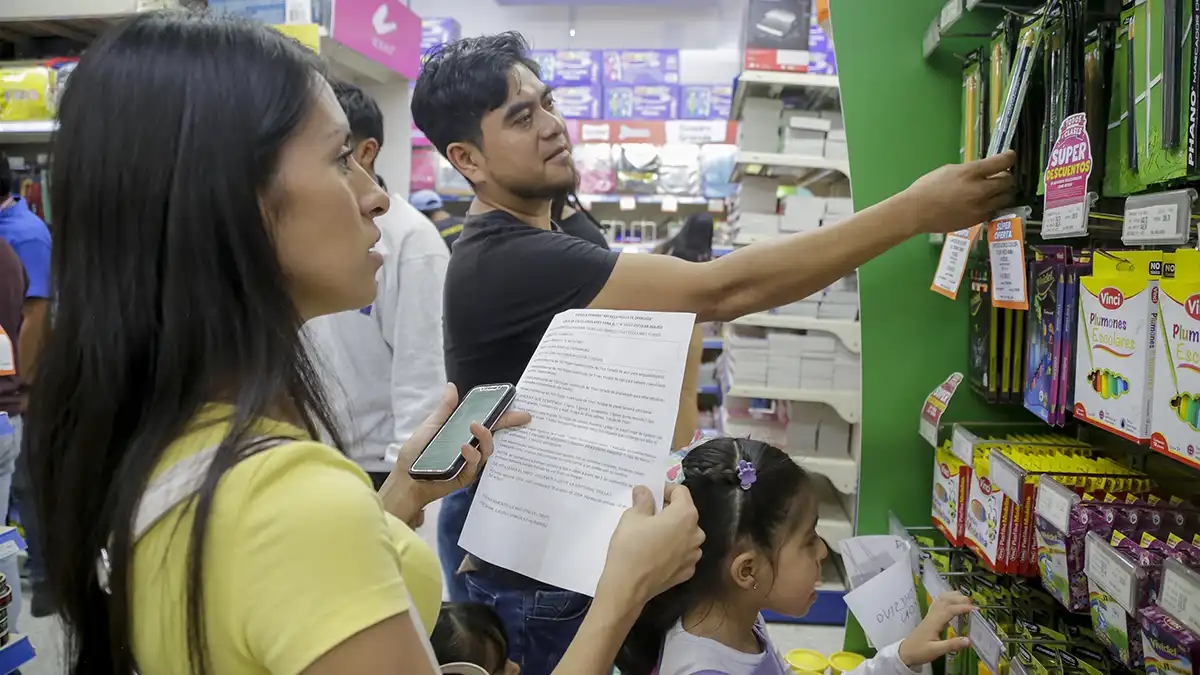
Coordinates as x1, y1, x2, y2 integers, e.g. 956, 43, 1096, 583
431, 602, 522, 675
618, 438, 974, 675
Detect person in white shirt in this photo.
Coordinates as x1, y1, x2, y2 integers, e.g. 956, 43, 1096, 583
305, 82, 450, 491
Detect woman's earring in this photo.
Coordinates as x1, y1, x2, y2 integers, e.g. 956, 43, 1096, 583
751, 580, 758, 591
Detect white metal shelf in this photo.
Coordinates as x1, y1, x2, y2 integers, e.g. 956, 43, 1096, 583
731, 151, 851, 183
794, 455, 858, 495
725, 382, 860, 424
815, 497, 854, 547
732, 70, 841, 120
731, 313, 861, 353
0, 121, 57, 144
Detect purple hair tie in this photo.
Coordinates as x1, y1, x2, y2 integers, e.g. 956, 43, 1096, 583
736, 459, 757, 491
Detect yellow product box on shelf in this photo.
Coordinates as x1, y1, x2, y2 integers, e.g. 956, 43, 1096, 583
1152, 249, 1200, 470
964, 444, 1014, 573
932, 443, 970, 547
1074, 250, 1163, 443
0, 66, 53, 123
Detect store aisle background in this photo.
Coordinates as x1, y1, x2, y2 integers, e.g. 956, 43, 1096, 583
15, 496, 844, 673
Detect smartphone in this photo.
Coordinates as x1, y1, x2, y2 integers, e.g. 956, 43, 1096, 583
408, 383, 516, 480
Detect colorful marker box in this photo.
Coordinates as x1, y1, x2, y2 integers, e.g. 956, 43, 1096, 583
1153, 249, 1200, 469
1075, 251, 1163, 443
932, 445, 971, 547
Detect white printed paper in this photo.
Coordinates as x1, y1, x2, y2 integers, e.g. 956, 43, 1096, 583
459, 310, 694, 596
839, 535, 922, 648
931, 230, 975, 299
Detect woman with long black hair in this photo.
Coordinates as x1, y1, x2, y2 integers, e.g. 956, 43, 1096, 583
27, 12, 702, 675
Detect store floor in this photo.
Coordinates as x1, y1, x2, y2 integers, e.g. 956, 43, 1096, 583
17, 498, 846, 672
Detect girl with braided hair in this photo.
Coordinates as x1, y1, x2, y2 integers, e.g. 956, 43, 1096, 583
617, 438, 976, 675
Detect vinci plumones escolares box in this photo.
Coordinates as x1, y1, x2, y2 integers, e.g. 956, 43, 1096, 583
1075, 251, 1163, 443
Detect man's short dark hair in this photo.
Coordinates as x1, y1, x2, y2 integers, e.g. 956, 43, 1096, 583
411, 32, 541, 157
332, 81, 385, 147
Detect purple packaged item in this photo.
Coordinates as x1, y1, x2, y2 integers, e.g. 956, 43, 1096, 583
603, 49, 680, 84
555, 85, 602, 119
1140, 605, 1200, 675
681, 85, 733, 120
420, 18, 460, 52
808, 16, 837, 75
605, 85, 679, 120
531, 50, 602, 86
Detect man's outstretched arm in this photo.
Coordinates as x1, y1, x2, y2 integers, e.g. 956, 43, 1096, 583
588, 152, 1016, 322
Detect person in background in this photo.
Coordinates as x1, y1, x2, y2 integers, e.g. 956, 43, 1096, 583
411, 189, 465, 251
304, 82, 450, 492
431, 602, 520, 675
412, 30, 1014, 673
617, 438, 973, 675
656, 213, 715, 262
0, 154, 51, 617
27, 13, 703, 675
0, 239, 25, 632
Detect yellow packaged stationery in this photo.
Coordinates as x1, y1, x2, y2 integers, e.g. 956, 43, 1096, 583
1075, 250, 1163, 443
0, 66, 53, 123
1152, 249, 1200, 470
964, 444, 1014, 572
933, 444, 971, 546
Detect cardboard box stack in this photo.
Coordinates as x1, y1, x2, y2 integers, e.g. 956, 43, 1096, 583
736, 101, 846, 160
725, 323, 860, 391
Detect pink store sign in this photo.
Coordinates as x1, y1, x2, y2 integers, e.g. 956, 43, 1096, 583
333, 0, 422, 80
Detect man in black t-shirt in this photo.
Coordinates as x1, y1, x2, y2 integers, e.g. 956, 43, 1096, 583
412, 32, 1015, 674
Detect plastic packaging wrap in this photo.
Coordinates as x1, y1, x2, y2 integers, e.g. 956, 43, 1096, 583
700, 144, 738, 199
614, 144, 661, 195
573, 144, 615, 194
657, 144, 701, 196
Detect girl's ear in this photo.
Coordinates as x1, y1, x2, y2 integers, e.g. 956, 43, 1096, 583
729, 551, 760, 591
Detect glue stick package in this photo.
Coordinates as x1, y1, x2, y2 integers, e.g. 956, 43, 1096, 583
1153, 249, 1200, 470
933, 443, 971, 546
1075, 251, 1163, 442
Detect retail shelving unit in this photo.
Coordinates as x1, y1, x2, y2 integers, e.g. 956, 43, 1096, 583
725, 66, 860, 626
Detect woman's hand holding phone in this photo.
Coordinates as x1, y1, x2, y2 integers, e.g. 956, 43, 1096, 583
379, 383, 531, 527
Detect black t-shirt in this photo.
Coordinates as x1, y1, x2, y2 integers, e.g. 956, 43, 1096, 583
557, 211, 609, 250
444, 210, 620, 396
435, 215, 465, 251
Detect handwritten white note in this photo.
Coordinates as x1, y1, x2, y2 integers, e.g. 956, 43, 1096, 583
839, 535, 922, 648
459, 310, 695, 596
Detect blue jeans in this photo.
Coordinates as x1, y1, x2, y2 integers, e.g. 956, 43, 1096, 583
436, 488, 472, 602
0, 415, 22, 631
464, 570, 591, 675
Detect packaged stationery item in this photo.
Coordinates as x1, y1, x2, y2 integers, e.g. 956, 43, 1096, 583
613, 144, 661, 195
657, 144, 701, 196
1103, 8, 1149, 197
969, 263, 997, 400
933, 444, 971, 546
0, 66, 54, 122
962, 52, 986, 163
1141, 605, 1200, 675
1153, 249, 1200, 469
965, 443, 1017, 572
699, 145, 738, 199
1083, 26, 1112, 194
604, 85, 679, 120
682, 85, 733, 120
602, 49, 680, 85
573, 144, 615, 194
1025, 250, 1068, 423
554, 86, 602, 119
1075, 250, 1163, 442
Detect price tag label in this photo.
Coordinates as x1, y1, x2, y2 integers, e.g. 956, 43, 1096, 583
988, 217, 1029, 309
661, 196, 679, 213
1035, 477, 1077, 533
970, 612, 1003, 674
1042, 113, 1092, 239
1042, 202, 1088, 238
707, 199, 725, 213
0, 540, 18, 561
990, 451, 1024, 502
931, 226, 980, 300
1159, 560, 1200, 634
951, 425, 977, 467
940, 0, 963, 30
923, 19, 941, 57
1011, 658, 1031, 675
1086, 532, 1138, 614
919, 373, 963, 446
619, 196, 637, 211
1123, 203, 1179, 243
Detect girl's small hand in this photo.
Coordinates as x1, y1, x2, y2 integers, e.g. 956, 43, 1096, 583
382, 383, 531, 524
898, 592, 974, 668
